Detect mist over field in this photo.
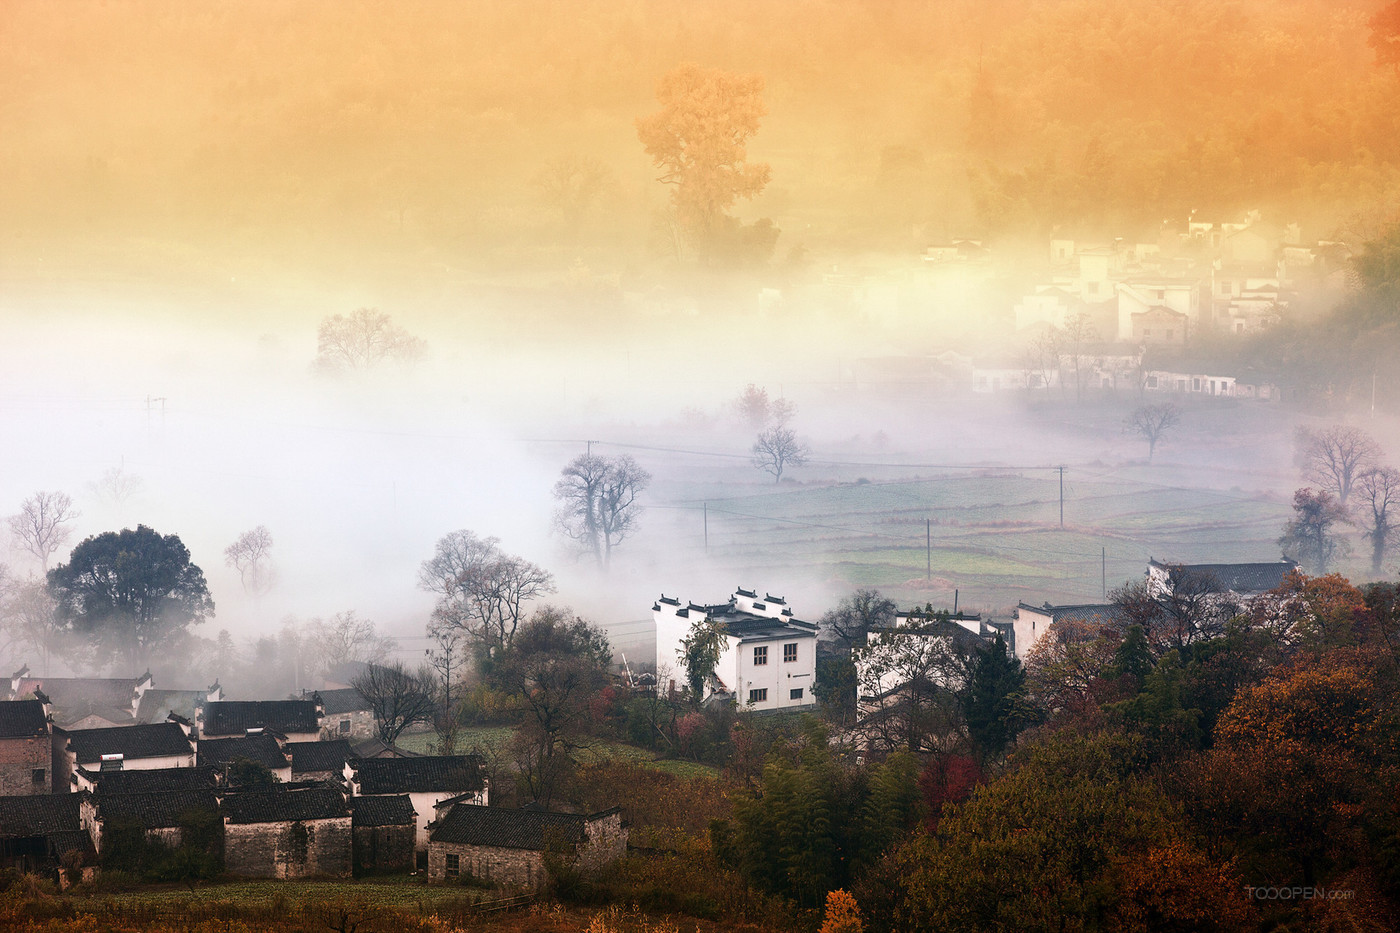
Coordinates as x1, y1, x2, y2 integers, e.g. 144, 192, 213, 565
2, 0, 1399, 687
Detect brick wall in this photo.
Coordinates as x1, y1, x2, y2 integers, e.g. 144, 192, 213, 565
0, 736, 51, 795
223, 817, 352, 879
352, 824, 415, 875
427, 841, 546, 889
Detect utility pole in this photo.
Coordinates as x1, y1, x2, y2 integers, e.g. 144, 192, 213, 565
585, 439, 597, 456
1058, 466, 1065, 528
926, 518, 931, 578
703, 502, 709, 553
1102, 546, 1106, 599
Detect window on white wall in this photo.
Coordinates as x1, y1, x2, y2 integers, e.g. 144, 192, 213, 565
748, 688, 768, 704
783, 643, 798, 663
753, 646, 768, 666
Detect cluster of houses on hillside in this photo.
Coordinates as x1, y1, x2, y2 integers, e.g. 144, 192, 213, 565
847, 212, 1348, 400
0, 687, 624, 888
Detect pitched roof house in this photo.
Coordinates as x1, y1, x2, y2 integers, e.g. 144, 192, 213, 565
287, 739, 353, 782
1146, 558, 1298, 598
347, 794, 416, 874
11, 671, 153, 729
0, 792, 92, 872
219, 785, 352, 879
426, 803, 626, 890
311, 689, 375, 739
85, 790, 219, 851
198, 734, 293, 784
73, 765, 218, 795
344, 756, 487, 850
1011, 603, 1127, 661
0, 699, 53, 795
198, 699, 323, 742
135, 683, 222, 725
54, 720, 196, 791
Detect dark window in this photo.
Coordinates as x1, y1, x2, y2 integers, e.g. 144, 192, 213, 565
753, 646, 768, 666
338, 719, 351, 735
783, 643, 798, 663
748, 688, 768, 704
31, 769, 44, 785
446, 853, 459, 877
790, 689, 804, 701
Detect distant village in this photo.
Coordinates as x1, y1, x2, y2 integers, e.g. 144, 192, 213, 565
842, 212, 1345, 401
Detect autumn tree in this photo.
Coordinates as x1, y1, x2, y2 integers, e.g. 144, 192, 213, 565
47, 525, 214, 671
1025, 616, 1123, 720
1279, 488, 1350, 573
1124, 403, 1181, 462
1357, 466, 1400, 575
417, 530, 555, 655
1294, 425, 1381, 506
734, 384, 795, 429
636, 64, 776, 266
552, 454, 650, 570
678, 615, 727, 702
223, 525, 274, 596
8, 491, 79, 572
1371, 3, 1400, 69
314, 308, 426, 374
304, 611, 396, 677
751, 426, 810, 483
854, 621, 973, 753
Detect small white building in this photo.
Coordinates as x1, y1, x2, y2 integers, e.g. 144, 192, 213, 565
1145, 558, 1298, 600
1011, 603, 1126, 661
653, 587, 819, 711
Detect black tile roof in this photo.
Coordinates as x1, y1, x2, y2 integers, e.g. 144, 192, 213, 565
429, 803, 615, 850
135, 689, 208, 725
0, 700, 49, 738
1016, 603, 1128, 626
201, 700, 321, 737
0, 793, 84, 837
348, 756, 484, 795
348, 795, 416, 827
199, 734, 289, 771
1149, 559, 1298, 594
63, 722, 194, 764
220, 786, 348, 824
350, 737, 422, 759
96, 790, 218, 829
19, 677, 141, 714
80, 766, 219, 794
315, 689, 369, 716
288, 740, 352, 775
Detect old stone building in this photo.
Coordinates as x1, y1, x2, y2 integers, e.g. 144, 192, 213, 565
287, 739, 352, 782
314, 689, 376, 739
86, 789, 219, 851
348, 794, 415, 875
73, 765, 218, 795
426, 804, 626, 890
344, 755, 486, 850
199, 699, 323, 742
0, 793, 92, 873
219, 786, 351, 879
199, 733, 292, 784
0, 700, 52, 795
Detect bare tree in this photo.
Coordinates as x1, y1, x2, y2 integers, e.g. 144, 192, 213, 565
1062, 312, 1098, 403
1124, 403, 1181, 462
1357, 467, 1400, 574
751, 426, 810, 483
5, 576, 65, 675
351, 661, 436, 744
305, 611, 396, 678
552, 454, 651, 570
89, 466, 143, 507
1295, 425, 1382, 506
854, 624, 973, 754
8, 492, 79, 572
534, 154, 615, 232
418, 530, 555, 654
224, 525, 275, 595
314, 308, 426, 374
734, 384, 796, 428
1025, 329, 1063, 395
820, 589, 898, 652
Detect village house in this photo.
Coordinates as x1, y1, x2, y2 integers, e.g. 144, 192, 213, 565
426, 802, 626, 890
219, 785, 352, 879
0, 793, 92, 873
653, 587, 819, 711
343, 755, 487, 852
84, 789, 219, 852
198, 699, 323, 743
134, 683, 223, 725
288, 739, 353, 782
1115, 277, 1202, 341
11, 669, 153, 730
0, 700, 53, 796
347, 794, 416, 875
52, 720, 196, 792
198, 733, 293, 784
72, 764, 218, 795
1010, 603, 1128, 661
1146, 558, 1298, 601
312, 688, 376, 739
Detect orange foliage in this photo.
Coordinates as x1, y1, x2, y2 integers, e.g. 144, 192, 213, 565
819, 889, 864, 933
1112, 840, 1256, 933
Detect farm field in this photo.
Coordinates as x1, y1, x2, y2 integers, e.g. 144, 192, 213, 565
395, 727, 719, 779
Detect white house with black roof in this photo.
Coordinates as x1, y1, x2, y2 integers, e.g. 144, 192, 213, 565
73, 764, 218, 795
653, 587, 819, 711
198, 698, 323, 742
53, 720, 197, 791
198, 733, 293, 784
343, 755, 487, 850
1011, 603, 1128, 661
1146, 557, 1298, 599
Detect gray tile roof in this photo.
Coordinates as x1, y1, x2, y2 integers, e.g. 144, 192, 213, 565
199, 734, 289, 771
95, 790, 218, 829
63, 722, 194, 764
429, 803, 615, 850
0, 793, 84, 837
135, 689, 207, 725
288, 740, 352, 775
220, 786, 348, 824
348, 756, 484, 795
1017, 603, 1128, 626
1150, 559, 1298, 594
80, 766, 218, 794
348, 795, 416, 827
315, 689, 370, 716
202, 700, 321, 737
0, 700, 49, 738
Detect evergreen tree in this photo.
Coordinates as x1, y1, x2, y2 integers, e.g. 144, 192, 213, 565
962, 636, 1035, 761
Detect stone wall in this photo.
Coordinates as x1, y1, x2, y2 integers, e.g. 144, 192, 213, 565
223, 817, 352, 879
427, 841, 545, 889
352, 824, 414, 875
0, 736, 51, 795
578, 810, 627, 872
